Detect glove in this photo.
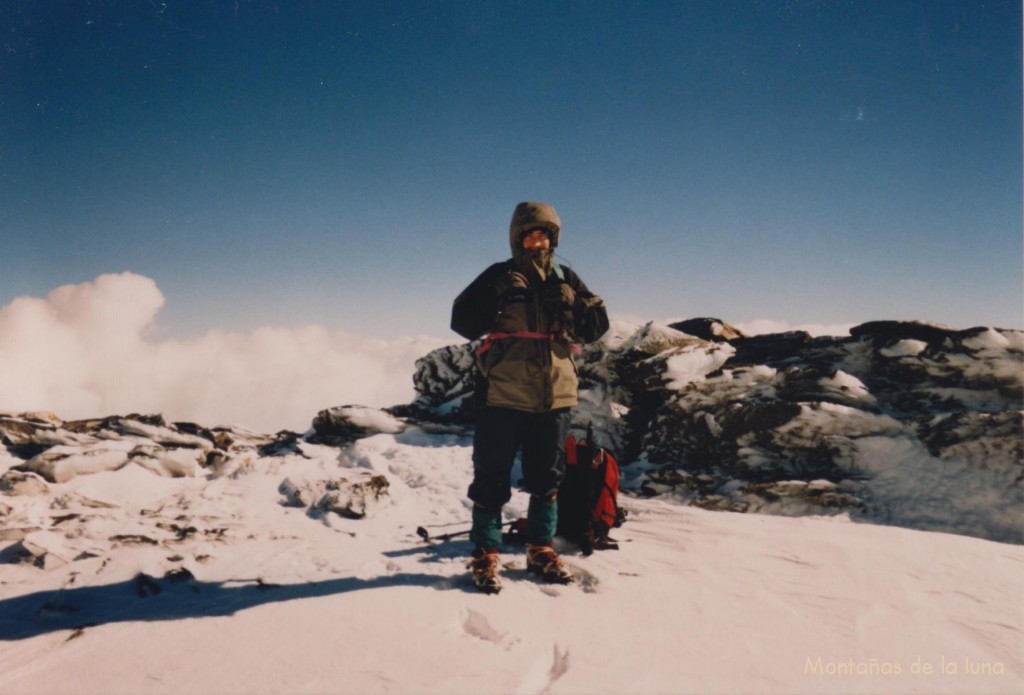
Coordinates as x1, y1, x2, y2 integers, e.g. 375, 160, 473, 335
543, 281, 575, 309
543, 281, 576, 329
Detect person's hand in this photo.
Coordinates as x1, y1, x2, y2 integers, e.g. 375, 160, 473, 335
543, 281, 576, 330
510, 271, 529, 289
544, 281, 575, 309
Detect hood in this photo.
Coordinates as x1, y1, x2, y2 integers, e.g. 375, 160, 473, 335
509, 202, 561, 280
509, 201, 561, 253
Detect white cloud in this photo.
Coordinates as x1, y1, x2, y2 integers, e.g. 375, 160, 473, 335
0, 273, 447, 432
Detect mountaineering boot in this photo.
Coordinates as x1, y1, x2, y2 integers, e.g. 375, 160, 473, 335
468, 547, 502, 594
525, 543, 574, 584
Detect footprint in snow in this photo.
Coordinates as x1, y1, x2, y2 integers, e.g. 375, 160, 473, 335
515, 643, 570, 695
462, 608, 508, 646
565, 562, 600, 593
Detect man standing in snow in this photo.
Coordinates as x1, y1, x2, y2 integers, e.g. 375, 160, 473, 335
451, 201, 610, 592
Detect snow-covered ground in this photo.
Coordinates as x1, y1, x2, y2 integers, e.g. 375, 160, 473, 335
1, 422, 1021, 695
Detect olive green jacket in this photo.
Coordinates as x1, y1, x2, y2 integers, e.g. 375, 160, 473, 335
451, 203, 609, 412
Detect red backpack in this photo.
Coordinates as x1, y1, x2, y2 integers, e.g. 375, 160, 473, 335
556, 433, 625, 555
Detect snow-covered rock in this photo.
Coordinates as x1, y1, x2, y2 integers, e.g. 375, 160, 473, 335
0, 470, 49, 496
668, 316, 746, 342
309, 405, 407, 445
6, 416, 223, 483
279, 472, 391, 520
18, 441, 134, 483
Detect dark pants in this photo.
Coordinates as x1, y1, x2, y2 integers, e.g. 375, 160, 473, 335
468, 406, 570, 511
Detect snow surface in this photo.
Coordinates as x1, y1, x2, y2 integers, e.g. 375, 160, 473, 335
1, 426, 1021, 694
663, 343, 735, 391
880, 340, 929, 358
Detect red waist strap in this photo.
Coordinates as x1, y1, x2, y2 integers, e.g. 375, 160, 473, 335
475, 331, 582, 356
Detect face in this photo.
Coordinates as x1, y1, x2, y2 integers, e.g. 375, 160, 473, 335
521, 229, 551, 251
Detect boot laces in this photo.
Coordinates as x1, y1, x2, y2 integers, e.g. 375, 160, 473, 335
469, 549, 501, 580
527, 544, 565, 573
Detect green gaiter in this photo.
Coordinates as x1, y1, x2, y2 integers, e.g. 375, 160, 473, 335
469, 507, 503, 549
527, 495, 558, 545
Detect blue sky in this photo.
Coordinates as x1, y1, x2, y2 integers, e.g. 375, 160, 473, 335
2, 0, 1021, 339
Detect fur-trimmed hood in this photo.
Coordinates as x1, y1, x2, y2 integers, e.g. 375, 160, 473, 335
509, 201, 561, 252
509, 201, 561, 278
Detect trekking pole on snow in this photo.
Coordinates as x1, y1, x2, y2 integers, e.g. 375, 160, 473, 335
416, 519, 525, 544
416, 525, 471, 543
